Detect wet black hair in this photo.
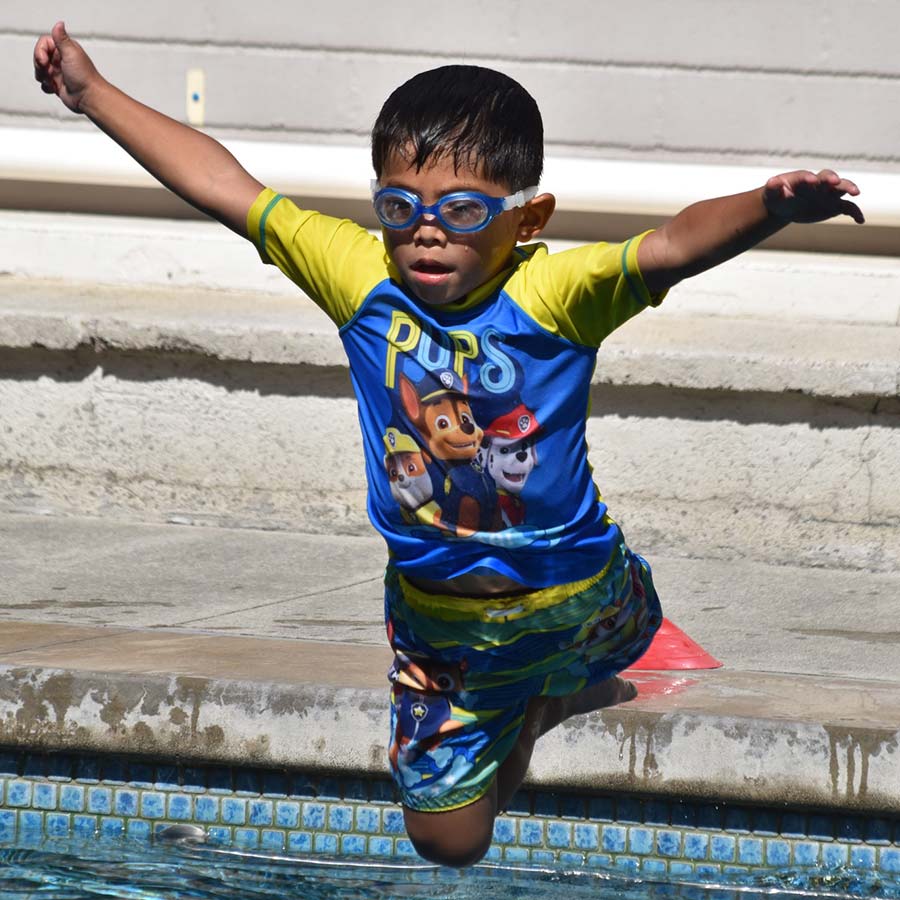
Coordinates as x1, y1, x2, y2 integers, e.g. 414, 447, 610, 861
371, 65, 543, 191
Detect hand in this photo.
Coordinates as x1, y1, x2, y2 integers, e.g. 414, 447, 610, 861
33, 21, 101, 114
763, 169, 864, 225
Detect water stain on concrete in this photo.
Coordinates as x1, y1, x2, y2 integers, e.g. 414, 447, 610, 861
824, 725, 899, 801
790, 628, 900, 645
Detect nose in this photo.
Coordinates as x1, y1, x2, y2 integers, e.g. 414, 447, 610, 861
516, 449, 528, 462
461, 421, 475, 435
413, 214, 446, 246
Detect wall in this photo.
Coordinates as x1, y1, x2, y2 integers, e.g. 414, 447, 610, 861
2, 1, 898, 172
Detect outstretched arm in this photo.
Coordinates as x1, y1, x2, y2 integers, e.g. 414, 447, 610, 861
33, 21, 264, 235
638, 169, 864, 294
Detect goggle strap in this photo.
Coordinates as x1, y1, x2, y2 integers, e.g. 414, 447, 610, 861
502, 186, 539, 210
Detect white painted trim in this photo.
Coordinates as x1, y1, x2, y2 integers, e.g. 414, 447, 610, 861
3, 126, 899, 226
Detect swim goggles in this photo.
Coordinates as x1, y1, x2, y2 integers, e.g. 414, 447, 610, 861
371, 181, 538, 234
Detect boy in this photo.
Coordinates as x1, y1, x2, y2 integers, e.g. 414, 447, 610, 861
34, 22, 863, 867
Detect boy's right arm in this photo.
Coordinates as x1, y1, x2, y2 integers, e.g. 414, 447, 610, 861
33, 22, 264, 235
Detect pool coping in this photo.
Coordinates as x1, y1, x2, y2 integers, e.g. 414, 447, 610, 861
2, 620, 899, 816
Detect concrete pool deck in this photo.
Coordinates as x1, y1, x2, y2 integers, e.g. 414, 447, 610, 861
2, 511, 900, 815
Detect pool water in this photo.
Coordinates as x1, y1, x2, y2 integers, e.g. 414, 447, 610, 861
1, 836, 899, 900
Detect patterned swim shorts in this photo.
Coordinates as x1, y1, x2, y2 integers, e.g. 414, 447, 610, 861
384, 541, 662, 812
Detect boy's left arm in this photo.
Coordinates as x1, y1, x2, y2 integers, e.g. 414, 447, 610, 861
637, 169, 864, 294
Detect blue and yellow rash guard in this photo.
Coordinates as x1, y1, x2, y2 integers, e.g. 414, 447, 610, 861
248, 188, 664, 588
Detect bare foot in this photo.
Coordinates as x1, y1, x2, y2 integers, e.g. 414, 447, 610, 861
537, 676, 637, 736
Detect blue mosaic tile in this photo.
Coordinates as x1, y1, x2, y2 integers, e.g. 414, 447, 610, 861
221, 798, 247, 826
670, 861, 694, 876
207, 768, 233, 793
503, 846, 530, 863
493, 817, 516, 844
642, 858, 667, 875
289, 774, 317, 799
18, 810, 42, 833
100, 817, 124, 838
559, 851, 585, 867
710, 834, 736, 863
261, 771, 289, 798
881, 848, 900, 874
696, 805, 724, 830
794, 841, 820, 867
341, 834, 367, 855
587, 853, 612, 867
140, 792, 165, 819
629, 826, 654, 855
342, 779, 368, 802
483, 845, 502, 862
822, 843, 849, 869
737, 837, 763, 865
0, 751, 20, 777
234, 770, 261, 796
167, 794, 193, 821
807, 814, 834, 840
234, 828, 260, 848
6, 781, 32, 807
368, 836, 394, 857
866, 818, 892, 845
751, 810, 778, 836
127, 819, 151, 839
328, 804, 353, 832
261, 830, 285, 851
128, 763, 154, 788
207, 826, 231, 843
559, 795, 585, 819
602, 825, 626, 853
765, 839, 790, 867
155, 765, 180, 791
695, 864, 722, 878
367, 780, 395, 804
74, 758, 101, 784
113, 789, 138, 817
287, 832, 312, 853
684, 832, 709, 861
302, 802, 326, 830
574, 823, 599, 851
644, 800, 669, 826
616, 797, 643, 824
781, 812, 806, 838
194, 796, 219, 824
588, 797, 614, 822
100, 760, 127, 785
315, 833, 338, 854
518, 819, 544, 846
33, 783, 57, 810
0, 810, 15, 840
73, 815, 97, 838
851, 846, 876, 870
44, 812, 69, 837
59, 785, 85, 813
532, 850, 555, 865
317, 777, 343, 801
533, 793, 558, 818
276, 801, 300, 829
657, 830, 682, 858
382, 809, 405, 835
506, 790, 531, 815
46, 756, 74, 781
249, 800, 274, 827
87, 787, 112, 814
355, 805, 379, 833
671, 802, 696, 828
615, 856, 640, 875
23, 756, 45, 777
838, 816, 864, 843
724, 808, 751, 833
547, 821, 572, 849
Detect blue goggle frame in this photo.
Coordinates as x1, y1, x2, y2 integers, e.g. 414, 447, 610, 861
371, 182, 539, 234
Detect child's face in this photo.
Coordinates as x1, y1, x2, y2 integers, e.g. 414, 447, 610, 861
378, 153, 527, 306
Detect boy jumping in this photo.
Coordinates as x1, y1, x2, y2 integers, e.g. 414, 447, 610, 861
34, 22, 863, 867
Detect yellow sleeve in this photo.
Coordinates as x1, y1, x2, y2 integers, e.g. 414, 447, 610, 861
247, 188, 390, 327
506, 231, 666, 346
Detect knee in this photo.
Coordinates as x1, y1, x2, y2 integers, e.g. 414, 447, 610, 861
404, 803, 494, 868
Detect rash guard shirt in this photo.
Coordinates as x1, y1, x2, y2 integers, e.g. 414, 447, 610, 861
248, 188, 664, 588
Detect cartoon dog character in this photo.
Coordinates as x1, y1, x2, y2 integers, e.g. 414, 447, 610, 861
483, 404, 541, 527
382, 427, 442, 527
399, 369, 498, 535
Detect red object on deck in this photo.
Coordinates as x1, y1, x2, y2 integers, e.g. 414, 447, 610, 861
627, 618, 722, 670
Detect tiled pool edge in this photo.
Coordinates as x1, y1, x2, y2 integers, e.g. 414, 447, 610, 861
2, 749, 900, 879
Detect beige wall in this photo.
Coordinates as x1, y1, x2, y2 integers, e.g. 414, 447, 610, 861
3, 1, 898, 172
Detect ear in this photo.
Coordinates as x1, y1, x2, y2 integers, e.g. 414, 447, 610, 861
516, 192, 556, 242
399, 374, 420, 422
421, 449, 432, 465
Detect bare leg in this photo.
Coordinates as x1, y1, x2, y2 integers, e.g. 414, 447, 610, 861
403, 676, 637, 866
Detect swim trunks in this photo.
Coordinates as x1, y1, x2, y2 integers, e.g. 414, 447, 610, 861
385, 540, 662, 812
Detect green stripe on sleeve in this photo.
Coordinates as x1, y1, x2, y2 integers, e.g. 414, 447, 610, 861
257, 193, 284, 260
620, 236, 646, 306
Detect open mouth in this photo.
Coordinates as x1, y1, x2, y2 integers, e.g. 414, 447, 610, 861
502, 471, 526, 482
411, 260, 453, 275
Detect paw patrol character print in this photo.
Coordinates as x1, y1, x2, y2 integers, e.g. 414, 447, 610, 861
483, 404, 541, 527
399, 369, 498, 535
383, 427, 442, 527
